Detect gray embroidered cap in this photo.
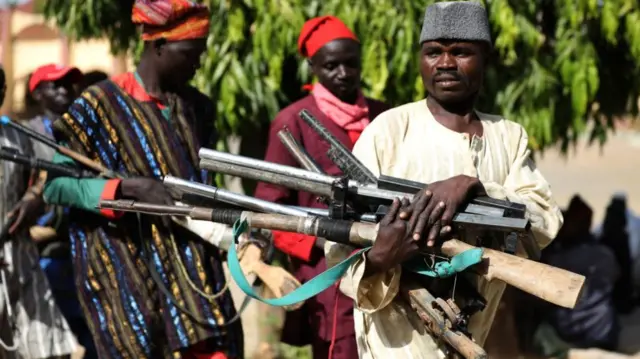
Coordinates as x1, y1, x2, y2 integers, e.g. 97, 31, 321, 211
419, 1, 492, 46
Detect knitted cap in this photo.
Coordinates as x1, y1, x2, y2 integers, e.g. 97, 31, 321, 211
419, 1, 492, 46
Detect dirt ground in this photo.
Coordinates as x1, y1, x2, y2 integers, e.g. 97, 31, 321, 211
535, 128, 640, 225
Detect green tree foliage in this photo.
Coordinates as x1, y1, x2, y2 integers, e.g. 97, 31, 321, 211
43, 0, 640, 152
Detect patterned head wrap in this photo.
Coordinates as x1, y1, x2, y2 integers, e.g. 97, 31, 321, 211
132, 0, 211, 42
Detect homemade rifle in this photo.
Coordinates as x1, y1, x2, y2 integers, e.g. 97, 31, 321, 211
97, 200, 585, 310
0, 150, 303, 309
0, 146, 95, 178
297, 109, 540, 259
97, 198, 584, 359
0, 116, 121, 179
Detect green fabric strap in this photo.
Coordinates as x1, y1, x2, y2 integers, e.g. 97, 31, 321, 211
227, 219, 484, 307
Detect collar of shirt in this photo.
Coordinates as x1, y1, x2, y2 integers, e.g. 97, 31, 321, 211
112, 72, 171, 120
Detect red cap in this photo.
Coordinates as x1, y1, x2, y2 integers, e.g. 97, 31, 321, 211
29, 64, 83, 92
297, 16, 358, 58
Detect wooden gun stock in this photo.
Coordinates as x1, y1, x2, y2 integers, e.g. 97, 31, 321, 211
401, 281, 487, 359
441, 239, 585, 309
237, 243, 303, 312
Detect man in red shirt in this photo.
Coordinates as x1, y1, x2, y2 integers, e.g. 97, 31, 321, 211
254, 16, 390, 359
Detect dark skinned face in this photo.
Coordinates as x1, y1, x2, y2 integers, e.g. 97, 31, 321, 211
310, 38, 361, 103
155, 38, 207, 89
420, 40, 486, 105
34, 75, 77, 115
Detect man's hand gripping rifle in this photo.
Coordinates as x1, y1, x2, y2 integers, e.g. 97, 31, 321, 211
275, 126, 488, 358
297, 109, 540, 260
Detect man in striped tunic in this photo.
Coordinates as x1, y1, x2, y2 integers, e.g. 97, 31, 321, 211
325, 2, 563, 358
42, 1, 243, 358
0, 67, 77, 358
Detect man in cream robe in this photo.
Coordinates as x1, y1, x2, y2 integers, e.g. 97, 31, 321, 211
325, 2, 563, 358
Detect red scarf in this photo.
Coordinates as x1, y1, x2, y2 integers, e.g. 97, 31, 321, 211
311, 83, 370, 132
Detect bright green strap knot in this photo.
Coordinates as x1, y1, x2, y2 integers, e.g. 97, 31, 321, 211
403, 247, 484, 277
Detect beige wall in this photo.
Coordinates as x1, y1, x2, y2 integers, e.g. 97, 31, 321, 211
12, 39, 62, 110
69, 39, 117, 74
1, 9, 130, 115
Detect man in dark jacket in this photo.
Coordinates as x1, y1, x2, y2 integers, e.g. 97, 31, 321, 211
543, 195, 620, 351
254, 15, 390, 359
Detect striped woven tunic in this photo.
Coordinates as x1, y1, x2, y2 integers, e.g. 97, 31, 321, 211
43, 73, 243, 359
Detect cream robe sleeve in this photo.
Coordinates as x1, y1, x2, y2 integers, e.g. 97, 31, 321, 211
324, 112, 403, 314
481, 123, 563, 249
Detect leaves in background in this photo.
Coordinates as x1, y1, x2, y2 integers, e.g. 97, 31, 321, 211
43, 0, 640, 154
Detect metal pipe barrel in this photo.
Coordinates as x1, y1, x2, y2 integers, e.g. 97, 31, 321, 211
163, 175, 311, 217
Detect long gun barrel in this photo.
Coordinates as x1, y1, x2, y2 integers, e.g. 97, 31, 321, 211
299, 109, 378, 184
97, 200, 585, 310
163, 175, 311, 217
198, 149, 540, 259
0, 147, 96, 178
198, 150, 502, 215
198, 151, 529, 233
164, 174, 378, 222
277, 128, 323, 174
0, 116, 122, 179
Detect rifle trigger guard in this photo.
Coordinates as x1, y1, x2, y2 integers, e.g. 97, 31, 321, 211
433, 298, 462, 329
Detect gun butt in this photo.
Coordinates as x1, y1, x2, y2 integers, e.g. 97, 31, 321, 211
441, 239, 585, 309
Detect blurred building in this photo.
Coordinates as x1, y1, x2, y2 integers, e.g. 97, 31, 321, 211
0, 0, 132, 116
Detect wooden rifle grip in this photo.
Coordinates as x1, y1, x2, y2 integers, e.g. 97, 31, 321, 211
440, 239, 585, 309
238, 243, 304, 312
400, 281, 487, 359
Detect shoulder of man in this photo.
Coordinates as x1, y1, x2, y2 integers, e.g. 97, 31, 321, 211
362, 100, 424, 135
70, 78, 120, 105
364, 97, 391, 118
476, 111, 527, 136
183, 85, 214, 115
270, 95, 317, 129
25, 115, 45, 132
185, 85, 212, 102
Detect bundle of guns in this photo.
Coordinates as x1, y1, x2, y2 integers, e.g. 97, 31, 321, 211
198, 147, 540, 259
3, 112, 583, 358
191, 109, 583, 357
97, 198, 585, 359
203, 110, 540, 259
